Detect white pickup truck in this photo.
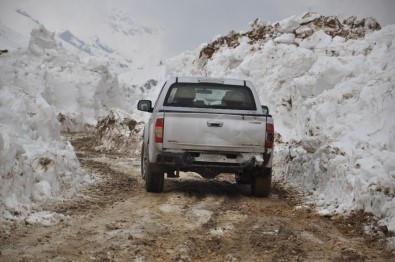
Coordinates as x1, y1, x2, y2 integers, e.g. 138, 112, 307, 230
137, 77, 274, 197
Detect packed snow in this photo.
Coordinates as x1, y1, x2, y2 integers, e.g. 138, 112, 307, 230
1, 10, 395, 250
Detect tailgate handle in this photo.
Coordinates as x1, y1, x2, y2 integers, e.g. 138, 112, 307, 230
207, 121, 223, 127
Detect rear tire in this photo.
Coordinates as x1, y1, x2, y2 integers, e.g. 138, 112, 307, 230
235, 171, 251, 184
251, 168, 272, 197
142, 144, 164, 193
145, 166, 164, 193
141, 143, 146, 180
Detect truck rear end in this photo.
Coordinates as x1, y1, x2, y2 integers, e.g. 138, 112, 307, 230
138, 77, 274, 196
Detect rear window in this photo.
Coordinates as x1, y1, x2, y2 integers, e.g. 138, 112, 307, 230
163, 83, 256, 110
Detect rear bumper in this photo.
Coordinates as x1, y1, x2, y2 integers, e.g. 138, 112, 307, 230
157, 152, 193, 166
156, 151, 271, 173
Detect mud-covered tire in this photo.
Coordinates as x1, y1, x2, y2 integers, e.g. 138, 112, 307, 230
145, 166, 164, 193
140, 143, 146, 180
142, 143, 164, 193
235, 171, 251, 185
251, 168, 272, 197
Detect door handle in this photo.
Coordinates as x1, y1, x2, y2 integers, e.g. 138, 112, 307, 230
207, 121, 223, 127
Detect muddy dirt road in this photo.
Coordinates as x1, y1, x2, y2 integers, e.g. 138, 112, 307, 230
1, 133, 394, 261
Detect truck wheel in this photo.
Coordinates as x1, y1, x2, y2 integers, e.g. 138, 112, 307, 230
235, 172, 251, 184
141, 143, 146, 180
142, 144, 164, 193
251, 168, 272, 197
145, 166, 164, 193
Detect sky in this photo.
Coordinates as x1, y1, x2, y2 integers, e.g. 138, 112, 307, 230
106, 0, 395, 54
1, 0, 395, 56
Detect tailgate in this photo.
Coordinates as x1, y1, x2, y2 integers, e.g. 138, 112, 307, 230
163, 112, 266, 153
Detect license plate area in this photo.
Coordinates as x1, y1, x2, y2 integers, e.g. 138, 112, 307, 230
193, 153, 237, 164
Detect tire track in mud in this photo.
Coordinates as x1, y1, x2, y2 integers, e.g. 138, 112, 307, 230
0, 133, 394, 261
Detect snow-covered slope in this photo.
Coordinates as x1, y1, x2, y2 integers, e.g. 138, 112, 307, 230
165, 13, 395, 241
0, 4, 166, 74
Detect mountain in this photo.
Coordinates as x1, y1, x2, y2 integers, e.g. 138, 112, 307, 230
0, 5, 166, 74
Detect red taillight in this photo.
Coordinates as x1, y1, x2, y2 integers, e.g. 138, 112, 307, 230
265, 123, 274, 148
155, 118, 164, 143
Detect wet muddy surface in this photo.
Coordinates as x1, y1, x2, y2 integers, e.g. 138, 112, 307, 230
1, 133, 393, 261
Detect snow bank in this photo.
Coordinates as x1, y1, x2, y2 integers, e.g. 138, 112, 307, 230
164, 13, 395, 240
93, 109, 144, 154
0, 26, 134, 231
0, 72, 87, 230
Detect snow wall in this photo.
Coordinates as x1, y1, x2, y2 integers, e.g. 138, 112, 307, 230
0, 26, 134, 228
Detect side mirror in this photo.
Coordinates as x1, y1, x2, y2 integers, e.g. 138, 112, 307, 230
137, 100, 153, 112
261, 105, 269, 115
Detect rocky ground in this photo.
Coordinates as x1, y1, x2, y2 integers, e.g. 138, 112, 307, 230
0, 132, 394, 261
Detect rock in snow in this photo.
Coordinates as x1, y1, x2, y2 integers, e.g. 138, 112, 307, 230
94, 108, 144, 153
